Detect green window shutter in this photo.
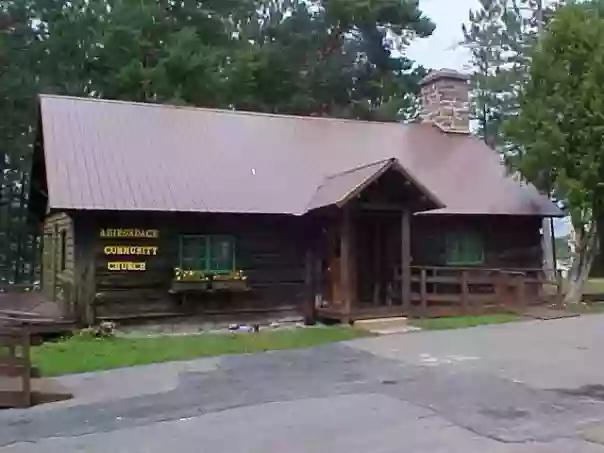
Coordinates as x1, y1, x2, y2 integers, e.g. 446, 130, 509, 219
209, 236, 235, 273
180, 235, 209, 270
179, 235, 236, 273
445, 231, 484, 265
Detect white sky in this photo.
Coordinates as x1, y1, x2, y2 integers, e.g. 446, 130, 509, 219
407, 0, 571, 238
407, 0, 477, 73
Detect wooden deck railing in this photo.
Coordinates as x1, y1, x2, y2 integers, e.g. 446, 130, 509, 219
409, 266, 559, 317
315, 265, 561, 322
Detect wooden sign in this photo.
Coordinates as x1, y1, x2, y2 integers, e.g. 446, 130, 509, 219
100, 227, 160, 272
103, 246, 158, 256
107, 262, 147, 271
100, 228, 159, 239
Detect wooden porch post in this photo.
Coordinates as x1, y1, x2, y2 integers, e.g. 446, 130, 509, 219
401, 209, 412, 313
304, 248, 315, 325
340, 208, 356, 322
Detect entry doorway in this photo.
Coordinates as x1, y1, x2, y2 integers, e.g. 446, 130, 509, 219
356, 213, 402, 307
322, 213, 404, 310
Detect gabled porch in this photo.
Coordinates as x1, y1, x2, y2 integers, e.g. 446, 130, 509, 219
305, 159, 556, 323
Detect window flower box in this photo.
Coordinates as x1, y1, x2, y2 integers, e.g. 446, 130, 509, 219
211, 279, 250, 292
172, 268, 249, 293
170, 279, 210, 293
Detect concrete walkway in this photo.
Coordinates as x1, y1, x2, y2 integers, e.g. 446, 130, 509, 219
2, 315, 604, 452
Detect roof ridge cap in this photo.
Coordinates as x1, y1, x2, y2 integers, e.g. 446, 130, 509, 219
39, 94, 412, 128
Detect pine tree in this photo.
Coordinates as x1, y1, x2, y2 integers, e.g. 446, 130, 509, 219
0, 0, 437, 285
0, 0, 42, 284
461, 0, 557, 148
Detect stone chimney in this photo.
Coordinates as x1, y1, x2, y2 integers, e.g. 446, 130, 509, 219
419, 69, 470, 134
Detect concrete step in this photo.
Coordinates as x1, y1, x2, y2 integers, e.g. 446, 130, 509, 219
354, 317, 418, 334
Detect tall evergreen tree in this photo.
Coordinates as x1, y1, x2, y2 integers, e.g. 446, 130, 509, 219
0, 0, 43, 284
461, 0, 558, 148
0, 0, 436, 285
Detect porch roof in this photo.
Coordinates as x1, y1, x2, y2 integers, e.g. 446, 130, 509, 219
306, 158, 444, 211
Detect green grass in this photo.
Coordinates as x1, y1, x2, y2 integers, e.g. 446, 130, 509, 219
32, 326, 370, 377
408, 314, 522, 331
584, 278, 604, 294
567, 302, 604, 314
557, 278, 604, 296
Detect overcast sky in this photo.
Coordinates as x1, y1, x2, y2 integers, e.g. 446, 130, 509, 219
407, 0, 478, 72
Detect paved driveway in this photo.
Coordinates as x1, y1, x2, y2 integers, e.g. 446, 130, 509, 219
3, 315, 604, 452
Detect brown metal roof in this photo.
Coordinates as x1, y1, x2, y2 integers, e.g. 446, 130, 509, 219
37, 95, 562, 217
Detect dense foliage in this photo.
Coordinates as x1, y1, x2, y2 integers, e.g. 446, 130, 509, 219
0, 0, 434, 285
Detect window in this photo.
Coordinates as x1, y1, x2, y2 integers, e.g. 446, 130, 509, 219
445, 231, 484, 265
179, 235, 235, 273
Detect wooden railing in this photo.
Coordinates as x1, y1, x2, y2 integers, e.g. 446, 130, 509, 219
315, 265, 561, 322
409, 266, 559, 317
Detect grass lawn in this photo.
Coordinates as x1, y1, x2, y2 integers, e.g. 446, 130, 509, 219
32, 326, 370, 377
408, 313, 522, 331
584, 278, 604, 294
567, 302, 604, 314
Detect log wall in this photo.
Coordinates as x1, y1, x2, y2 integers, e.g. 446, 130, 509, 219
71, 212, 313, 321
49, 209, 547, 323
41, 213, 75, 316
412, 215, 543, 268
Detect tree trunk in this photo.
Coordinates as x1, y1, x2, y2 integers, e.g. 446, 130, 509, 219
0, 174, 6, 284
542, 217, 555, 280
563, 221, 598, 305
3, 171, 14, 284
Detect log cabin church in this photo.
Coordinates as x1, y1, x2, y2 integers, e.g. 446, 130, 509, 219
29, 69, 562, 325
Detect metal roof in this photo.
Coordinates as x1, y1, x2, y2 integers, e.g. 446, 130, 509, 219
37, 95, 563, 217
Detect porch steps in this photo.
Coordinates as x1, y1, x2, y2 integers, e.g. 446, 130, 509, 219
354, 317, 419, 335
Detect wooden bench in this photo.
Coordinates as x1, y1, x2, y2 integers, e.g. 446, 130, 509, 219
0, 311, 75, 408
